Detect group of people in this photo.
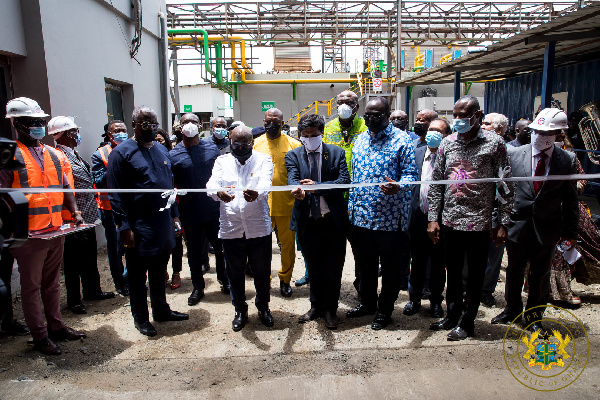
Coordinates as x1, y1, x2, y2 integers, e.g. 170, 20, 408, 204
1, 89, 598, 355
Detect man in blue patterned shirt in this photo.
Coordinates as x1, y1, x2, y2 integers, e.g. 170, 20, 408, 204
346, 97, 418, 330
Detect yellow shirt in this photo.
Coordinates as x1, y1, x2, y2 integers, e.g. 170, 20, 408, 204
254, 134, 302, 216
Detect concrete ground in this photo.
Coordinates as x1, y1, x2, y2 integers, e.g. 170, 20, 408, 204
0, 236, 599, 399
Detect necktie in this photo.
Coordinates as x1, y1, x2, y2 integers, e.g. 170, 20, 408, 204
533, 152, 547, 194
419, 152, 436, 214
309, 152, 321, 219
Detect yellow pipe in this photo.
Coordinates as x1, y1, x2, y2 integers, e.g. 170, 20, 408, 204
170, 36, 254, 74
238, 69, 358, 84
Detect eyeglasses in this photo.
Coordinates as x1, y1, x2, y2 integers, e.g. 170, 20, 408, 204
136, 121, 160, 130
66, 128, 80, 138
231, 142, 253, 150
363, 113, 385, 121
17, 117, 47, 128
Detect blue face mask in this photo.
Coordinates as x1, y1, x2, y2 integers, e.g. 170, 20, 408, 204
213, 128, 227, 140
425, 131, 443, 148
75, 132, 81, 146
452, 115, 475, 134
28, 127, 46, 140
113, 132, 128, 143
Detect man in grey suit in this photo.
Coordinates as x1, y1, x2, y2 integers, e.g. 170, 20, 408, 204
491, 108, 579, 333
404, 119, 451, 318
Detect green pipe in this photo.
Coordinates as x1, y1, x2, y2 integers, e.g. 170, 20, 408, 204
215, 42, 223, 85
168, 28, 217, 83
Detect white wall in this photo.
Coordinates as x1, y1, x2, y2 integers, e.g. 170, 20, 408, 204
39, 0, 166, 162
0, 0, 26, 57
170, 84, 231, 119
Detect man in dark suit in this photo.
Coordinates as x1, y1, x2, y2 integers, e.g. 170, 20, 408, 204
286, 114, 350, 329
492, 108, 579, 333
404, 119, 451, 318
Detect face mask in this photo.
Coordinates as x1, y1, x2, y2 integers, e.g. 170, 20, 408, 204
281, 130, 289, 136
425, 131, 443, 148
555, 141, 564, 148
75, 132, 81, 146
182, 123, 199, 138
530, 131, 555, 151
413, 123, 426, 137
113, 132, 128, 143
338, 104, 353, 120
213, 127, 227, 140
391, 120, 405, 130
169, 134, 177, 142
452, 116, 474, 134
364, 117, 387, 134
231, 147, 252, 164
141, 129, 157, 143
264, 123, 281, 137
300, 135, 323, 152
28, 127, 46, 140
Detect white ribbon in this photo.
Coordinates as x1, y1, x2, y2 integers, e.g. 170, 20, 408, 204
495, 166, 512, 205
159, 189, 187, 211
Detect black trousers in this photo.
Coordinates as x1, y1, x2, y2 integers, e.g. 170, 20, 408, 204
443, 226, 489, 332
297, 214, 346, 313
63, 229, 103, 306
222, 234, 271, 312
182, 221, 227, 291
505, 237, 556, 324
170, 235, 183, 274
408, 209, 446, 305
125, 248, 171, 323
352, 225, 404, 316
0, 249, 15, 324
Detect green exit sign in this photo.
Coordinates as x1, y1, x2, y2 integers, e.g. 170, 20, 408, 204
261, 101, 275, 112
183, 105, 192, 112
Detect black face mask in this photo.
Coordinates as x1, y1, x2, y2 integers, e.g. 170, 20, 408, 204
264, 123, 281, 137
391, 120, 406, 130
232, 147, 252, 164
365, 118, 387, 134
141, 129, 157, 143
413, 123, 426, 137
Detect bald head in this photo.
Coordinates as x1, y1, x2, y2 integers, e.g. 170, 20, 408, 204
230, 125, 253, 142
181, 113, 200, 126
390, 110, 408, 130
264, 108, 284, 139
264, 108, 283, 121
415, 109, 439, 138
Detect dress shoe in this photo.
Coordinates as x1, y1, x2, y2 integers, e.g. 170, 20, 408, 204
232, 311, 248, 332
33, 337, 61, 355
298, 307, 321, 323
528, 322, 550, 339
447, 326, 472, 341
481, 293, 496, 307
280, 281, 292, 298
429, 317, 458, 331
491, 310, 521, 325
188, 289, 205, 306
324, 311, 338, 330
220, 284, 231, 295
201, 264, 210, 274
48, 326, 86, 341
83, 292, 115, 301
371, 312, 391, 330
430, 303, 444, 318
135, 320, 157, 337
116, 285, 129, 297
403, 301, 421, 316
295, 276, 309, 287
258, 309, 274, 327
346, 303, 376, 318
153, 310, 189, 322
68, 303, 87, 314
1, 319, 30, 336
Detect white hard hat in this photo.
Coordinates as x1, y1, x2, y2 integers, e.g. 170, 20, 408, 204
48, 116, 78, 135
227, 120, 245, 132
5, 97, 49, 118
529, 108, 568, 131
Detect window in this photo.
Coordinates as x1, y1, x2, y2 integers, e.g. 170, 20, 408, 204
105, 82, 124, 122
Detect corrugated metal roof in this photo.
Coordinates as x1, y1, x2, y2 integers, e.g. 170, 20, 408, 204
398, 3, 600, 86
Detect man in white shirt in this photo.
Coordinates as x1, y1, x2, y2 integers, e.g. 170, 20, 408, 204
207, 125, 274, 332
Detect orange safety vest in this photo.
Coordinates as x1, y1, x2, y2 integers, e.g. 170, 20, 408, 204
54, 147, 76, 222
13, 141, 65, 232
94, 144, 112, 210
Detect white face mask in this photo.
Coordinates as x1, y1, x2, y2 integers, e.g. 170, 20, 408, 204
300, 135, 323, 152
555, 141, 564, 148
338, 104, 353, 120
530, 131, 555, 151
182, 122, 199, 138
